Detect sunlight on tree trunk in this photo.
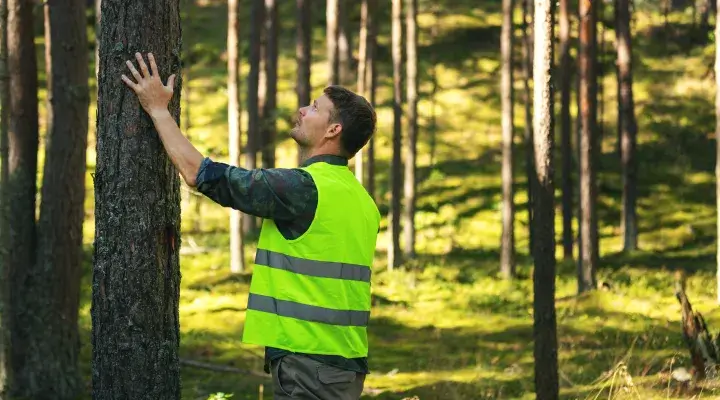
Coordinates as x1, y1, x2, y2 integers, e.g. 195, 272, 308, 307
403, 0, 418, 260
522, 0, 534, 257
228, 0, 245, 273
355, 0, 369, 186
389, 0, 403, 271
326, 0, 339, 86
296, 0, 311, 165
559, 0, 573, 261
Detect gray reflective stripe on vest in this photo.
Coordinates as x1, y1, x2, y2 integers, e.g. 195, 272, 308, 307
248, 293, 370, 327
255, 249, 371, 283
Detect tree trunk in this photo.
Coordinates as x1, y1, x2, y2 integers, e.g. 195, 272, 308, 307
27, 1, 89, 398
616, 0, 638, 253
7, 0, 39, 395
522, 0, 534, 257
355, 0, 369, 185
92, 0, 182, 398
338, 0, 353, 86
578, 0, 598, 293
429, 13, 439, 168
326, 0, 339, 86
367, 0, 377, 201
500, 0, 515, 278
95, 0, 101, 80
560, 0, 573, 261
296, 0, 311, 165
228, 0, 245, 273
245, 0, 263, 235
0, 0, 8, 393
716, 0, 720, 304
389, 0, 402, 270
261, 0, 277, 169
403, 0, 418, 260
532, 1, 559, 397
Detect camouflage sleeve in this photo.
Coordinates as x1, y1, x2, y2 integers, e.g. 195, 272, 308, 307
194, 157, 317, 220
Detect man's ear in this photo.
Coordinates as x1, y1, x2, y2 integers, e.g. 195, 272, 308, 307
326, 123, 342, 139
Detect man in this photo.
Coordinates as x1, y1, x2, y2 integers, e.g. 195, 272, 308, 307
121, 52, 380, 400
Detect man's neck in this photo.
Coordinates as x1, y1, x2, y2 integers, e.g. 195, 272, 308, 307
299, 147, 344, 166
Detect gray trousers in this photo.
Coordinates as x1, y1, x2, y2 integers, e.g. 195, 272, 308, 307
271, 354, 366, 400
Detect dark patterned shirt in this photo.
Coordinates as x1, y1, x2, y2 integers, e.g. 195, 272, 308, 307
195, 154, 370, 375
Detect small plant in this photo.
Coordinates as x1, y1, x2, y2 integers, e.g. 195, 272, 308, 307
207, 393, 234, 400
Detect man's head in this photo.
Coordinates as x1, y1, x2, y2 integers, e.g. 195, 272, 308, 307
291, 85, 376, 159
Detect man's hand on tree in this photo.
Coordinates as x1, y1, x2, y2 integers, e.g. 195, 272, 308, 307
121, 52, 176, 118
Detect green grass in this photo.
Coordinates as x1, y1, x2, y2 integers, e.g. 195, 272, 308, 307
25, 0, 720, 398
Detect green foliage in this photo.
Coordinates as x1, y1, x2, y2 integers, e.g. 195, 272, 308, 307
207, 393, 233, 400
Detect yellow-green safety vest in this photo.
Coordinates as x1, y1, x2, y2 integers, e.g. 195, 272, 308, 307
242, 161, 381, 359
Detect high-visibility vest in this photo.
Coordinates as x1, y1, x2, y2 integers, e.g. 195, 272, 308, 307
242, 161, 381, 359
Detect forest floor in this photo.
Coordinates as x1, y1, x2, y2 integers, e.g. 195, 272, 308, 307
35, 0, 720, 398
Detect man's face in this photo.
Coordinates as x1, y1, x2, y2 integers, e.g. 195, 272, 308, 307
291, 95, 339, 147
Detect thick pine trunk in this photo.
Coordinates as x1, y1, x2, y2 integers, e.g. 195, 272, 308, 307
560, 0, 573, 260
578, 0, 598, 293
403, 0, 418, 260
616, 0, 638, 253
389, 0, 402, 270
366, 0, 377, 200
532, 1, 559, 397
7, 0, 39, 395
522, 0, 534, 257
500, 0, 515, 278
92, 1, 182, 398
261, 0, 277, 169
326, 0, 339, 85
355, 0, 369, 185
0, 0, 8, 393
228, 0, 245, 273
296, 0, 311, 164
244, 0, 263, 235
28, 1, 89, 398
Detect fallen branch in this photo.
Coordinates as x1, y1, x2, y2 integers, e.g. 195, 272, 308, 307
179, 358, 268, 378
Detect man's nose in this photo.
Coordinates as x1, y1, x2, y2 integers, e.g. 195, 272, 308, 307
299, 106, 308, 117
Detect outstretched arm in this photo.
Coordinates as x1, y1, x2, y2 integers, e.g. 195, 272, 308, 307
121, 52, 203, 187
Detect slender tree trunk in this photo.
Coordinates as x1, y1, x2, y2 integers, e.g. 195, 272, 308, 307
296, 0, 311, 165
338, 0, 353, 86
403, 0, 418, 260
367, 0, 377, 200
0, 0, 8, 393
228, 0, 245, 273
500, 0, 515, 278
7, 0, 39, 395
327, 0, 339, 85
533, 0, 559, 396
28, 1, 89, 398
598, 1, 604, 143
560, 0, 573, 260
389, 0, 402, 270
261, 0, 277, 169
522, 0, 534, 257
92, 0, 182, 397
616, 0, 638, 253
578, 0, 598, 293
429, 14, 439, 168
355, 0, 368, 185
245, 0, 263, 235
716, 0, 720, 304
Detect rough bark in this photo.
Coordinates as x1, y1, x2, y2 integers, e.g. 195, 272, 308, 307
326, 0, 339, 85
92, 0, 182, 398
500, 0, 515, 278
0, 0, 8, 393
403, 0, 418, 260
245, 0, 263, 235
578, 0, 598, 293
532, 0, 559, 397
296, 0, 311, 165
261, 0, 277, 169
389, 0, 402, 270
560, 0, 573, 261
616, 0, 638, 253
228, 0, 245, 273
7, 0, 39, 395
355, 0, 369, 185
522, 0, 534, 257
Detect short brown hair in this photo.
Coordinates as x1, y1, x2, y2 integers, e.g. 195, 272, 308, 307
323, 85, 376, 158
